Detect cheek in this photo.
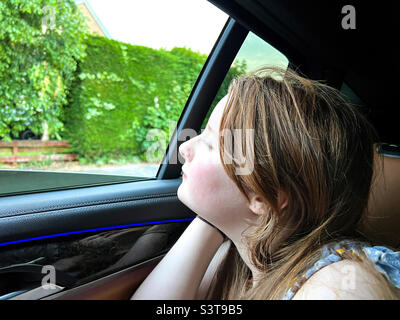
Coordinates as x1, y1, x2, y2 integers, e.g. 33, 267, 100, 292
183, 161, 251, 229
189, 162, 222, 201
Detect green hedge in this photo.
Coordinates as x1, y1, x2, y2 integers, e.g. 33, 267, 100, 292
63, 35, 246, 163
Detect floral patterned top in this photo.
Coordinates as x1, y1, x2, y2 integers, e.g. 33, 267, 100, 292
283, 239, 400, 300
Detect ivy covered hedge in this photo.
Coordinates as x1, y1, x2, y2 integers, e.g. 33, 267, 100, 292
0, 0, 87, 141
63, 35, 246, 163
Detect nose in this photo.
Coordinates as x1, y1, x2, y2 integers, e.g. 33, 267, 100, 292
179, 140, 193, 163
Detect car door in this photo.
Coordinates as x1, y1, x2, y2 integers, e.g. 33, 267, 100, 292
2, 0, 338, 300
0, 0, 237, 300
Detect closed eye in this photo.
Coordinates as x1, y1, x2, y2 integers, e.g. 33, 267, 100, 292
201, 138, 213, 150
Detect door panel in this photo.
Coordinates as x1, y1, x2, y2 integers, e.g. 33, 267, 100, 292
0, 178, 192, 245
0, 177, 194, 299
43, 255, 163, 300
1, 221, 190, 299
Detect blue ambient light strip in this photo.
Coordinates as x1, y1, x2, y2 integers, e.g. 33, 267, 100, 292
0, 218, 194, 247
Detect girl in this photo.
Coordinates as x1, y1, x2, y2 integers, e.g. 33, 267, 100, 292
132, 66, 400, 300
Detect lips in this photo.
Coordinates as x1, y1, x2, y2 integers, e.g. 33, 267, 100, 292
182, 166, 187, 178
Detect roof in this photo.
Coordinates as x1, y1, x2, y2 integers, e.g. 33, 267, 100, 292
75, 0, 111, 38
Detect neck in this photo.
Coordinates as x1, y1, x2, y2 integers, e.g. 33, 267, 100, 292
230, 237, 263, 288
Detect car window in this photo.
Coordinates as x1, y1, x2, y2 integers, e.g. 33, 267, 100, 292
340, 82, 365, 107
200, 31, 289, 131
0, 0, 228, 196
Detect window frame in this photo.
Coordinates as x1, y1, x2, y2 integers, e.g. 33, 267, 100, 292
157, 18, 248, 180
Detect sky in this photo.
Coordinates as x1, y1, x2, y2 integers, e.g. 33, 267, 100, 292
85, 0, 289, 72
86, 0, 229, 55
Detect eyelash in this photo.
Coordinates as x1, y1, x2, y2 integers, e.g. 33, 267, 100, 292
201, 138, 213, 150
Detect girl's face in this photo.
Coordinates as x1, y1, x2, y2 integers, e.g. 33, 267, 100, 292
177, 96, 258, 237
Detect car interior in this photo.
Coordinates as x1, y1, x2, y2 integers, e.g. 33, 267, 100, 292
0, 0, 398, 300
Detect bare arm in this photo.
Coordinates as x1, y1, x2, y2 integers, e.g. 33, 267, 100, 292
131, 217, 225, 300
195, 238, 231, 299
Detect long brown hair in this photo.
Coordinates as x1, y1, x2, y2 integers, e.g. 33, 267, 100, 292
209, 66, 398, 299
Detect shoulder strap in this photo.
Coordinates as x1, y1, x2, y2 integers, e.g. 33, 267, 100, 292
283, 240, 367, 300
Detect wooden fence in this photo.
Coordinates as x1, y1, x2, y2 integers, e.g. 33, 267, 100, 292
0, 140, 76, 166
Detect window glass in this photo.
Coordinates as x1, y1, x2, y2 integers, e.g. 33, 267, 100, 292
340, 82, 364, 106
0, 0, 228, 195
235, 32, 289, 72
201, 31, 289, 130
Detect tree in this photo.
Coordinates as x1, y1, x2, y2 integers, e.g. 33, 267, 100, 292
0, 0, 88, 141
135, 58, 248, 162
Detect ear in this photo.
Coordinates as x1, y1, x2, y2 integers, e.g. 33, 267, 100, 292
248, 191, 289, 216
248, 194, 269, 216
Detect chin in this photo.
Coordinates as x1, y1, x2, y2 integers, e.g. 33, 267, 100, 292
177, 184, 184, 202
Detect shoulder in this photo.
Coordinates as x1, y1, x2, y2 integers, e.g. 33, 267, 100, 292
292, 259, 390, 300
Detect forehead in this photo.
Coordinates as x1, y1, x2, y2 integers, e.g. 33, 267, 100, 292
207, 95, 229, 131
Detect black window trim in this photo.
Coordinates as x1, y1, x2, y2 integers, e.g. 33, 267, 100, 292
156, 17, 248, 180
